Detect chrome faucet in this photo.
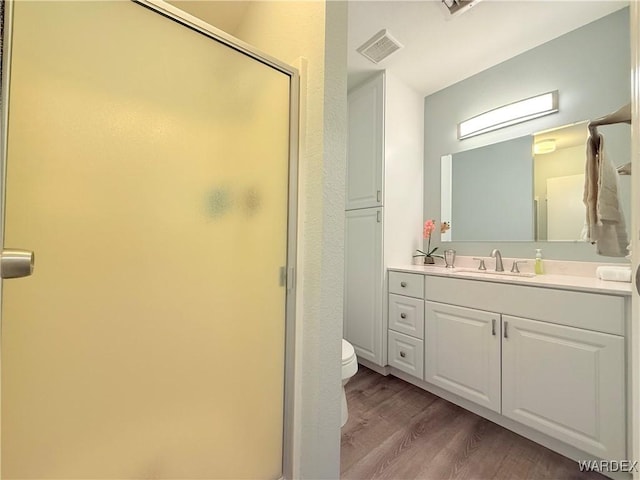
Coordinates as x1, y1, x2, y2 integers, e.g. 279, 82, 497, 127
490, 249, 504, 272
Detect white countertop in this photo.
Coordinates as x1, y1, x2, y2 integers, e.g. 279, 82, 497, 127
389, 263, 632, 296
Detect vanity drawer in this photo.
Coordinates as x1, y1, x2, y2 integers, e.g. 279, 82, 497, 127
389, 294, 424, 339
424, 276, 626, 336
388, 271, 424, 298
388, 330, 424, 379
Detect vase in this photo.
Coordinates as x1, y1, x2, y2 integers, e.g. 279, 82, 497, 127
424, 256, 435, 265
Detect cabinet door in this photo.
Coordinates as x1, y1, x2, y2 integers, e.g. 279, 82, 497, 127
502, 315, 625, 459
425, 302, 501, 412
346, 73, 384, 210
344, 208, 383, 364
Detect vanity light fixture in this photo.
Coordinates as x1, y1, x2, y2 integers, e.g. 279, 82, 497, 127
534, 139, 557, 155
458, 90, 559, 140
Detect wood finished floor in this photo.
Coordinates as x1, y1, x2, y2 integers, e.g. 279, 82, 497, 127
341, 366, 606, 480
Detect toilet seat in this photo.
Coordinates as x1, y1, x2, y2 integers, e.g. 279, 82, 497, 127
342, 339, 358, 379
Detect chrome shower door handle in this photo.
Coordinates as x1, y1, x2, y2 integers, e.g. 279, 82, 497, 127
1, 249, 35, 279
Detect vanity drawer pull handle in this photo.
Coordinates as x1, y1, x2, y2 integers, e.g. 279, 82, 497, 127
400, 313, 407, 319
492, 319, 496, 336
504, 321, 509, 339
400, 282, 407, 287
399, 351, 406, 358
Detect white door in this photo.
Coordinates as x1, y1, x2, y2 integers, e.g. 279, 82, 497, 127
546, 174, 586, 241
346, 73, 384, 210
424, 302, 501, 413
502, 315, 626, 459
344, 208, 383, 364
1, 2, 296, 478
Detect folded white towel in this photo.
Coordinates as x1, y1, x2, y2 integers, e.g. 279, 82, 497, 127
596, 266, 632, 282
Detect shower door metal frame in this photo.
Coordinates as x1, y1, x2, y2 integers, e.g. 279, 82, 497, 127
0, 1, 300, 478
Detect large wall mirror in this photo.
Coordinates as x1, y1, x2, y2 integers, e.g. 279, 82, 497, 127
424, 7, 630, 261
441, 121, 631, 244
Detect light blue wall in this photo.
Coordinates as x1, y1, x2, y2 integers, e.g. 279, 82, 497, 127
424, 7, 630, 261
452, 135, 533, 241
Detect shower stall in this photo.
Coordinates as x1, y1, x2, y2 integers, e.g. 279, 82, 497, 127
0, 1, 298, 478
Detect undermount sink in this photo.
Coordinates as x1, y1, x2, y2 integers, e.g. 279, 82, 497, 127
454, 268, 536, 278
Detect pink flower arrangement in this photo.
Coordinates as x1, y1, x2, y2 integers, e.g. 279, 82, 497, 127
414, 219, 439, 259
423, 219, 436, 240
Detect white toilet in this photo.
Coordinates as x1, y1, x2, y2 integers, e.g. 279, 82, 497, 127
341, 339, 358, 427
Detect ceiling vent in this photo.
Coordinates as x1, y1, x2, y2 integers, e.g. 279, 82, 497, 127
357, 29, 403, 64
440, 0, 483, 18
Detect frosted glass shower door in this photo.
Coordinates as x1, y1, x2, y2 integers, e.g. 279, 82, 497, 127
1, 2, 293, 479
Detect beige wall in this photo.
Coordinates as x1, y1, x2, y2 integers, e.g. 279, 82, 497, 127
534, 145, 585, 240
171, 2, 346, 478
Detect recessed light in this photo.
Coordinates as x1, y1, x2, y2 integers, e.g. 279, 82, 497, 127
534, 139, 557, 155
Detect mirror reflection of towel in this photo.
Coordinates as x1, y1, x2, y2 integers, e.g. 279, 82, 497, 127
583, 133, 629, 257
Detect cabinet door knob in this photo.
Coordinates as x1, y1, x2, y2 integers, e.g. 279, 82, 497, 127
399, 351, 406, 358
491, 318, 496, 336
504, 320, 509, 339
400, 282, 407, 287
400, 313, 407, 319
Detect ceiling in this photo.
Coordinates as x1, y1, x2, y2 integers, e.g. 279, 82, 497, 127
169, 1, 250, 34
534, 121, 588, 151
348, 0, 629, 96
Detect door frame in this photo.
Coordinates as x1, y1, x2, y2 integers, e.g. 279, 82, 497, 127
631, 3, 640, 479
0, 1, 300, 478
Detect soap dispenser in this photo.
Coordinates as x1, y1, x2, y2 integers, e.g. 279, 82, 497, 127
534, 248, 544, 275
